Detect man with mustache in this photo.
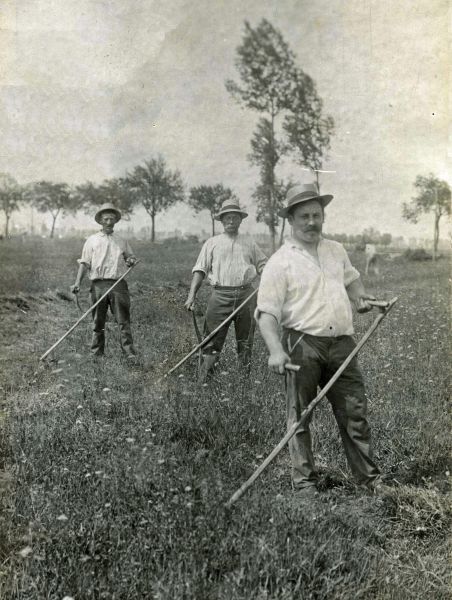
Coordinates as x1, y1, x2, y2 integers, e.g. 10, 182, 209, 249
256, 183, 382, 498
185, 199, 267, 381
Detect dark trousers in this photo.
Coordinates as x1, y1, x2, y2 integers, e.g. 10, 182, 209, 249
283, 331, 380, 488
90, 279, 135, 356
203, 286, 256, 367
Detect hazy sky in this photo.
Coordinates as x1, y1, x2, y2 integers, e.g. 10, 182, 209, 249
1, 0, 450, 238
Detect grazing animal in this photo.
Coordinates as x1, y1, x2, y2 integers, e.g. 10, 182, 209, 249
365, 243, 379, 275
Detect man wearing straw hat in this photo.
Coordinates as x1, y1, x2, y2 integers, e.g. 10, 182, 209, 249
185, 199, 267, 381
71, 203, 138, 358
256, 183, 382, 497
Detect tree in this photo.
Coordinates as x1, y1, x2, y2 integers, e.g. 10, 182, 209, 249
403, 174, 451, 260
248, 118, 281, 248
75, 178, 135, 220
283, 70, 334, 189
28, 181, 79, 238
124, 157, 184, 242
226, 19, 334, 250
189, 184, 238, 236
226, 20, 296, 251
380, 233, 392, 247
0, 173, 22, 237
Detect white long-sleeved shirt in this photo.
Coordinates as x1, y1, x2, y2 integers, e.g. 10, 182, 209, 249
256, 237, 360, 336
192, 233, 267, 286
78, 231, 135, 280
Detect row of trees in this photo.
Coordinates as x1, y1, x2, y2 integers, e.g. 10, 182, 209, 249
0, 161, 240, 241
1, 165, 450, 257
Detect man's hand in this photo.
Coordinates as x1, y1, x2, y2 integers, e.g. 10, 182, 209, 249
268, 350, 291, 375
71, 284, 80, 295
356, 294, 376, 313
125, 257, 137, 267
184, 295, 195, 311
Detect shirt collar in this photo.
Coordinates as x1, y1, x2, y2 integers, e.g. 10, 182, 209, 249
286, 236, 323, 252
99, 230, 115, 237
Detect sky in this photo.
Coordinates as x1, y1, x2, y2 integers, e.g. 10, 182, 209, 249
0, 0, 450, 239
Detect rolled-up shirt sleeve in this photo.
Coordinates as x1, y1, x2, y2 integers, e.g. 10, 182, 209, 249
342, 247, 360, 287
192, 240, 212, 275
255, 257, 287, 323
78, 238, 92, 267
124, 240, 135, 260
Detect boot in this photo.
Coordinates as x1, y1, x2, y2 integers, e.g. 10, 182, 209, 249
198, 354, 218, 384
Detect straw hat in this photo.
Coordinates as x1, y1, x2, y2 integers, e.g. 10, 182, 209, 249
95, 203, 122, 224
279, 183, 333, 218
215, 200, 248, 221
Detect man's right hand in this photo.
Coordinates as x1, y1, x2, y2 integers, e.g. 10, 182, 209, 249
71, 284, 80, 294
268, 350, 291, 375
184, 295, 195, 311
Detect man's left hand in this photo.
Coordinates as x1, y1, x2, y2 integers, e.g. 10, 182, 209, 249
125, 257, 137, 267
356, 294, 376, 313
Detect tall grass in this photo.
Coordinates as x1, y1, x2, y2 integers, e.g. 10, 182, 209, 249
0, 239, 450, 599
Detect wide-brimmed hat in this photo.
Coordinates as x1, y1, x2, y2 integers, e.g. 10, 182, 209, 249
279, 183, 333, 218
95, 203, 122, 224
215, 200, 248, 221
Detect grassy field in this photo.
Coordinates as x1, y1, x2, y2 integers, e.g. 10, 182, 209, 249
0, 237, 450, 599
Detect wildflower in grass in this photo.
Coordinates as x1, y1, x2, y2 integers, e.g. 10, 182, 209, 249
18, 546, 32, 558
126, 437, 135, 443
102, 387, 111, 392
56, 514, 68, 521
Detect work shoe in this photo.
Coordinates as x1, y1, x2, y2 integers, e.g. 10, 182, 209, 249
294, 485, 318, 501
197, 354, 218, 384
365, 477, 391, 496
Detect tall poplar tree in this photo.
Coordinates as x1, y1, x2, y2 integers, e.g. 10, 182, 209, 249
226, 19, 334, 250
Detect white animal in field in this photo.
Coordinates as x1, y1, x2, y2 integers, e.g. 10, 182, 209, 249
365, 244, 380, 275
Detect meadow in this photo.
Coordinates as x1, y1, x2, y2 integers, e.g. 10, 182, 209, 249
0, 237, 450, 599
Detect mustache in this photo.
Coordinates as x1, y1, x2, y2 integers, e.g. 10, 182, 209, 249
305, 225, 321, 232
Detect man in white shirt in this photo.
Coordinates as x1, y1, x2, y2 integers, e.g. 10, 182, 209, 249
185, 200, 267, 380
257, 183, 382, 497
71, 203, 137, 358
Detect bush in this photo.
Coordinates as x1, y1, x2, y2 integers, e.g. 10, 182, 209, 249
404, 248, 432, 261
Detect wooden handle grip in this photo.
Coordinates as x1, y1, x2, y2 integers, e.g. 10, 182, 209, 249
285, 363, 300, 372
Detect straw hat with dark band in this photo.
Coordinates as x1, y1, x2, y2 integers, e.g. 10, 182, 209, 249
279, 183, 333, 218
95, 203, 122, 224
215, 200, 248, 221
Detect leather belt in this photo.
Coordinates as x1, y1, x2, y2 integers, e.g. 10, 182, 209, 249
213, 284, 252, 290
